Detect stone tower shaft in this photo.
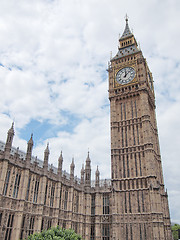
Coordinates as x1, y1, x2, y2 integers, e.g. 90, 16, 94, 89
108, 17, 172, 240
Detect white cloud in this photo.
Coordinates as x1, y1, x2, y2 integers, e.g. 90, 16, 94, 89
0, 0, 180, 224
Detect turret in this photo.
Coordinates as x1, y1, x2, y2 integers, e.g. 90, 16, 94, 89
118, 15, 138, 49
5, 122, 15, 153
81, 164, 85, 185
26, 134, 33, 164
43, 143, 49, 170
85, 151, 91, 188
95, 165, 100, 188
110, 15, 140, 65
57, 151, 63, 177
70, 158, 75, 181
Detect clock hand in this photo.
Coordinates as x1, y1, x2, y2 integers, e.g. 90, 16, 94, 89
124, 69, 127, 77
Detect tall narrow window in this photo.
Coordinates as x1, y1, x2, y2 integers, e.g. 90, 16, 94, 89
127, 155, 130, 177
129, 192, 132, 213
144, 224, 147, 240
59, 186, 62, 208
0, 212, 2, 226
140, 224, 142, 240
5, 213, 14, 240
145, 179, 148, 188
132, 126, 136, 145
123, 155, 126, 178
135, 100, 137, 118
44, 183, 48, 205
131, 101, 134, 118
132, 179, 134, 189
125, 126, 128, 146
64, 189, 68, 210
121, 103, 123, 120
50, 183, 55, 207
137, 125, 140, 144
130, 224, 133, 240
47, 219, 52, 229
29, 216, 35, 235
124, 181, 126, 190
135, 153, 138, 177
139, 153, 142, 176
91, 194, 95, 215
41, 219, 44, 231
137, 191, 140, 212
128, 180, 130, 189
119, 181, 122, 190
102, 225, 110, 240
33, 179, 39, 203
90, 225, 95, 240
126, 224, 128, 240
76, 194, 79, 212
20, 215, 25, 240
142, 191, 145, 212
121, 128, 124, 147
26, 176, 31, 201
3, 169, 11, 196
103, 195, 109, 215
124, 192, 127, 213
124, 103, 126, 120
136, 179, 139, 189
13, 172, 21, 198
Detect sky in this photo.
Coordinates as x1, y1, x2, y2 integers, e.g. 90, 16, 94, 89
0, 0, 180, 224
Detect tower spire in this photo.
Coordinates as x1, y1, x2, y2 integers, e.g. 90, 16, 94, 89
120, 14, 133, 40
5, 122, 15, 153
43, 143, 49, 170
95, 165, 100, 188
85, 151, 91, 188
58, 151, 63, 177
70, 157, 75, 180
26, 133, 34, 165
125, 13, 128, 22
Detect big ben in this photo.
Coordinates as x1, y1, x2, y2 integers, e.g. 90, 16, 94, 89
108, 16, 173, 240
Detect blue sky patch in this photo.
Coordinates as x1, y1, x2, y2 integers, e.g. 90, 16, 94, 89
19, 112, 81, 145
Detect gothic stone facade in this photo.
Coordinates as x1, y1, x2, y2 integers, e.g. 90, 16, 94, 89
0, 19, 173, 240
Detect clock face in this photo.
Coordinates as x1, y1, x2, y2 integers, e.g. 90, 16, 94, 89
116, 67, 135, 85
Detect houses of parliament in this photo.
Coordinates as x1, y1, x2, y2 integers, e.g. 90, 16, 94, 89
0, 18, 173, 240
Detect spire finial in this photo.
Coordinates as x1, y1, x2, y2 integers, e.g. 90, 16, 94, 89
45, 142, 50, 153
96, 165, 100, 174
125, 14, 129, 22
58, 151, 63, 162
28, 133, 33, 145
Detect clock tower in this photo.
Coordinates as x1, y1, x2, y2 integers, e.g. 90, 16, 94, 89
108, 17, 173, 240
